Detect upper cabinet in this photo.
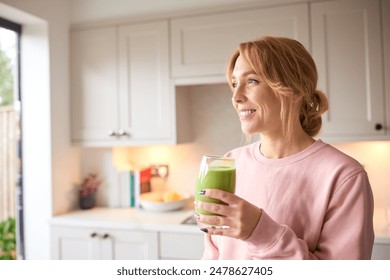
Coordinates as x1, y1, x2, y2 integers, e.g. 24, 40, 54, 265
70, 0, 390, 146
170, 4, 309, 81
170, 0, 388, 140
117, 21, 172, 144
71, 21, 174, 146
311, 0, 386, 140
71, 27, 118, 143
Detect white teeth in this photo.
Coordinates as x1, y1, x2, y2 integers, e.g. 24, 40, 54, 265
239, 109, 256, 117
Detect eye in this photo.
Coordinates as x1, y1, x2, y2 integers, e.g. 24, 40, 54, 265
231, 81, 238, 88
248, 78, 260, 85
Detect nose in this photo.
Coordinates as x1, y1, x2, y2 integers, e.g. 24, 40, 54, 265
232, 85, 246, 104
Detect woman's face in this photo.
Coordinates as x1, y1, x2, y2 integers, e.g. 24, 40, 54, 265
231, 55, 282, 136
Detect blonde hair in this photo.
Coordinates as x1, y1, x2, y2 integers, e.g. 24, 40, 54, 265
226, 36, 328, 140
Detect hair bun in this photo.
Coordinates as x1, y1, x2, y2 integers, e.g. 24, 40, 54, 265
300, 89, 329, 136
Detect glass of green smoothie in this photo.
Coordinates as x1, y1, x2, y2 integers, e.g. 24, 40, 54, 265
195, 155, 236, 215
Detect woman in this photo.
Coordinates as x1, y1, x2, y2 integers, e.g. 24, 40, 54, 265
194, 36, 374, 259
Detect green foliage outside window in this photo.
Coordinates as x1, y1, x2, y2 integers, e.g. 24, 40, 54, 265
0, 217, 16, 260
0, 48, 14, 106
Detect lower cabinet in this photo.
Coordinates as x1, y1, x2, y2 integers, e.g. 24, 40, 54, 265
371, 242, 390, 260
159, 232, 204, 260
50, 226, 204, 260
51, 226, 158, 260
51, 224, 389, 259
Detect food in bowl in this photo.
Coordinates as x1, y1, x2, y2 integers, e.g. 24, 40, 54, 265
139, 191, 189, 212
162, 191, 182, 202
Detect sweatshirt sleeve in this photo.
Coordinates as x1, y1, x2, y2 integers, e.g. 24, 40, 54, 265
314, 171, 374, 259
245, 171, 374, 260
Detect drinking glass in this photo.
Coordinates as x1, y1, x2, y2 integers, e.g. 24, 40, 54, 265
194, 155, 236, 215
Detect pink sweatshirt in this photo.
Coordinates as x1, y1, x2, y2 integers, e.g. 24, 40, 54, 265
202, 140, 375, 260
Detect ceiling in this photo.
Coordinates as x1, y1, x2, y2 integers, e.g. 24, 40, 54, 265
69, 0, 287, 24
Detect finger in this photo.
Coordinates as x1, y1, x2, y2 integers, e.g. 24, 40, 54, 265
204, 226, 234, 237
198, 213, 229, 228
195, 200, 230, 216
201, 189, 236, 204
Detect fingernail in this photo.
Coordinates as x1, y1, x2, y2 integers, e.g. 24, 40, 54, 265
198, 190, 206, 195
200, 228, 208, 233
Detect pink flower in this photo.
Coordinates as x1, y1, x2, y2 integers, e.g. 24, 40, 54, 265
79, 173, 101, 197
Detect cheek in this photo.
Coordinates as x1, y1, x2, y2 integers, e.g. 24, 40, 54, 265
255, 105, 266, 118
255, 94, 281, 116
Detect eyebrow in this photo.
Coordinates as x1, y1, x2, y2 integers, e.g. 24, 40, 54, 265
231, 70, 258, 80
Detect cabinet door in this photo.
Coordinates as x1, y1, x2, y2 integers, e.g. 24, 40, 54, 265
371, 243, 390, 260
51, 226, 159, 260
170, 4, 309, 78
118, 21, 172, 144
51, 226, 100, 260
101, 229, 158, 260
71, 27, 119, 142
311, 0, 385, 138
159, 232, 204, 260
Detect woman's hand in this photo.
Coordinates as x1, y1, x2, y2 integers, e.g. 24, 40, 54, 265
194, 189, 262, 240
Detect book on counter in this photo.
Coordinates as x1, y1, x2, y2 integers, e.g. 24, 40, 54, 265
119, 167, 152, 208
132, 167, 152, 209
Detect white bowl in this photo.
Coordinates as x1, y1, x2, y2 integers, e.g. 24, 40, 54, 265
139, 192, 190, 212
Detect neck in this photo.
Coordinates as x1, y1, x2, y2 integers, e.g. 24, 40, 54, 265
259, 129, 315, 159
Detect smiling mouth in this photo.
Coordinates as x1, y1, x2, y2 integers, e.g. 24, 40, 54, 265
239, 109, 256, 118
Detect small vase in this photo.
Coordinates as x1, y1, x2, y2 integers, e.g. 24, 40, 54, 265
80, 193, 95, 210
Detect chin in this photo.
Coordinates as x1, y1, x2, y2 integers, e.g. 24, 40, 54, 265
240, 125, 258, 135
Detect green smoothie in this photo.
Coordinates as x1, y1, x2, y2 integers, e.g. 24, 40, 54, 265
195, 166, 236, 215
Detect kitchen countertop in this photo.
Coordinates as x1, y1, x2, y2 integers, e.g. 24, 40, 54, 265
50, 206, 390, 242
49, 205, 200, 234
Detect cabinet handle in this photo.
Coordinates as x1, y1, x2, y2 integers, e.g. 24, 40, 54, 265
90, 232, 98, 238
375, 123, 383, 131
108, 130, 117, 137
102, 233, 110, 239
117, 130, 129, 137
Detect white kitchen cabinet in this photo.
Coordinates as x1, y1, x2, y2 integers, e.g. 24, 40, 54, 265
117, 21, 172, 144
50, 226, 158, 260
311, 0, 386, 140
71, 27, 118, 143
159, 232, 204, 259
71, 20, 174, 146
49, 208, 203, 260
372, 242, 390, 260
170, 4, 309, 81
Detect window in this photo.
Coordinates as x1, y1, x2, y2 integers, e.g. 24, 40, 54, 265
0, 16, 22, 260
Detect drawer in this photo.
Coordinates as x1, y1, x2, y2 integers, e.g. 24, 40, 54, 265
159, 232, 204, 259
